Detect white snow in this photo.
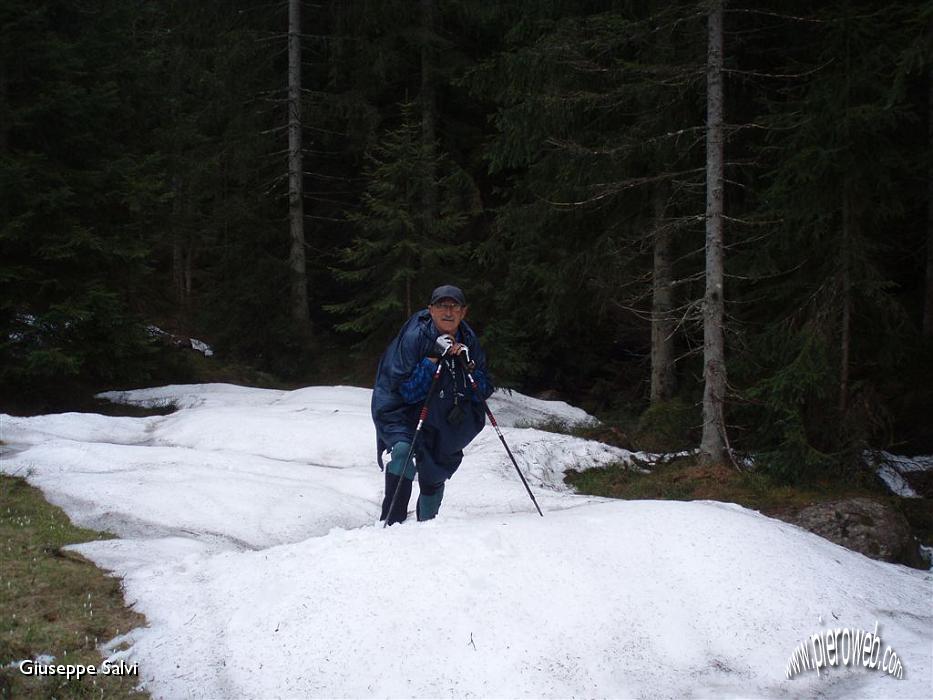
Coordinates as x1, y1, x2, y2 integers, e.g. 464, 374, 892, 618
144, 326, 214, 357
1, 383, 930, 699
870, 450, 933, 499
484, 389, 598, 429
189, 338, 213, 357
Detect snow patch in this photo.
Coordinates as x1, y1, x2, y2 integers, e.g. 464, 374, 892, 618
869, 451, 933, 498
486, 388, 599, 428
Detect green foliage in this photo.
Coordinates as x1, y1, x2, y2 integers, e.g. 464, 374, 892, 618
327, 100, 477, 341
1, 293, 156, 387
0, 0, 930, 472
0, 0, 163, 390
635, 398, 698, 453
465, 1, 708, 395
730, 0, 926, 479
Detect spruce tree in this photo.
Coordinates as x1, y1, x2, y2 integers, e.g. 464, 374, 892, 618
468, 1, 709, 393
0, 0, 163, 391
735, 1, 923, 479
327, 100, 475, 341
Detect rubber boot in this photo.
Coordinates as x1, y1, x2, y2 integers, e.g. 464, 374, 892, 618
381, 441, 416, 525
381, 472, 412, 525
416, 482, 445, 521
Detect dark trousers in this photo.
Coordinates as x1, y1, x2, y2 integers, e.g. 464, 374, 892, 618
380, 441, 446, 525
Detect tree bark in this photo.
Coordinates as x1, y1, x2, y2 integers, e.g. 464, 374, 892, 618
288, 0, 311, 332
406, 272, 412, 319
421, 0, 437, 239
0, 57, 7, 154
650, 184, 676, 404
171, 174, 188, 310
924, 46, 933, 338
700, 0, 727, 465
840, 188, 852, 414
1, 57, 9, 225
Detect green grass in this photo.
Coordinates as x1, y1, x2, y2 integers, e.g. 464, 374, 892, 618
566, 457, 860, 507
565, 458, 932, 552
0, 476, 148, 699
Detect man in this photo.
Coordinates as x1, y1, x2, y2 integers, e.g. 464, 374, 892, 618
372, 284, 494, 524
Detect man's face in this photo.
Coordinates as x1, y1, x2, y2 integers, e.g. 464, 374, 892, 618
429, 298, 467, 336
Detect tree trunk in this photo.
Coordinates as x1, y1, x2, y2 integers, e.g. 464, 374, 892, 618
288, 0, 311, 332
650, 184, 676, 404
421, 0, 437, 238
924, 48, 933, 338
700, 0, 727, 465
1, 57, 8, 225
839, 188, 852, 413
171, 174, 188, 311
185, 245, 194, 298
406, 273, 412, 319
0, 57, 7, 154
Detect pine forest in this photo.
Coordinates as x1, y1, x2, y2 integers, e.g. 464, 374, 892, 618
3, 0, 932, 482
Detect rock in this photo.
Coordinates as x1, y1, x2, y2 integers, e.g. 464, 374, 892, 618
790, 497, 922, 568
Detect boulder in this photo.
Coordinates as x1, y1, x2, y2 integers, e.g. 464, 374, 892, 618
790, 497, 922, 567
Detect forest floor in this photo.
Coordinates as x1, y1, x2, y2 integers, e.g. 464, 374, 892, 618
0, 475, 148, 699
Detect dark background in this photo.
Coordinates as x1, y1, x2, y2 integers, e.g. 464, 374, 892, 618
2, 0, 931, 483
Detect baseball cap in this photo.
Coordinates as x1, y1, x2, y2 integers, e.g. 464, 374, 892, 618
429, 284, 466, 306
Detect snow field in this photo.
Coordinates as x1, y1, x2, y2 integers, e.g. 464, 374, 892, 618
1, 383, 930, 698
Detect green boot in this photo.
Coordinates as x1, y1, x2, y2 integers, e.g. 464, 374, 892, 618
417, 482, 445, 521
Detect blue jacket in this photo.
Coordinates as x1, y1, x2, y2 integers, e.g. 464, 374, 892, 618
371, 310, 494, 476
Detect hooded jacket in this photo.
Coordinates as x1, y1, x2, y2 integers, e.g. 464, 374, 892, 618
371, 309, 493, 473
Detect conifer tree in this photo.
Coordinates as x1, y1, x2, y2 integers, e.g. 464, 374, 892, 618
0, 0, 162, 390
468, 1, 709, 392
327, 101, 475, 340
736, 1, 922, 478
700, 0, 727, 465
288, 0, 311, 337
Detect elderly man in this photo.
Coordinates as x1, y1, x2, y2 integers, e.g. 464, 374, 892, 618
372, 284, 494, 524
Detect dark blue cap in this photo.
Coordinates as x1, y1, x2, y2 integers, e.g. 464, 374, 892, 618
429, 284, 466, 306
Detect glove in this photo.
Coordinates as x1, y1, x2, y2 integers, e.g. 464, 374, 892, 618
431, 334, 455, 358
459, 345, 474, 369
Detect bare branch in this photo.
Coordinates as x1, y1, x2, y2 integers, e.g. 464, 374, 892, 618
723, 59, 835, 80
724, 8, 825, 24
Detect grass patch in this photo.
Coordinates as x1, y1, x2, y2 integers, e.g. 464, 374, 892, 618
565, 458, 915, 526
0, 475, 148, 699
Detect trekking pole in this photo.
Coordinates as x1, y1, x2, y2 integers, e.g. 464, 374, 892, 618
383, 358, 445, 528
458, 353, 544, 517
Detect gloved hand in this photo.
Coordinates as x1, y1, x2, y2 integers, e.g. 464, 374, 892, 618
431, 334, 455, 358
458, 345, 473, 368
